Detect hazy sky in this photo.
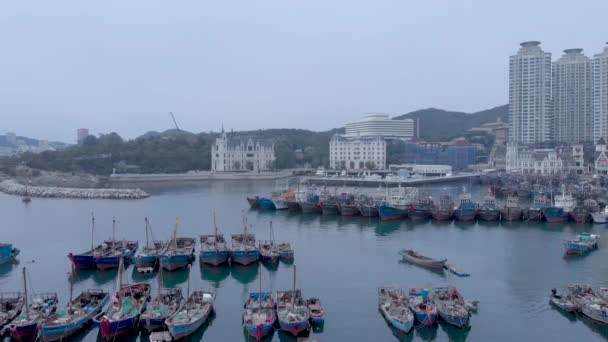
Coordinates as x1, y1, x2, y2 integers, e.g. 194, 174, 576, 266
1, 1, 607, 142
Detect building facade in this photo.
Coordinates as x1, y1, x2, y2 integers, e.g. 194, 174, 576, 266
506, 144, 564, 174
345, 114, 414, 139
553, 49, 593, 143
593, 43, 608, 143
329, 135, 386, 170
509, 41, 553, 144
211, 130, 275, 172
77, 128, 89, 144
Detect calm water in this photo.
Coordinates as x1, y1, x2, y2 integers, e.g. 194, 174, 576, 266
1, 180, 608, 342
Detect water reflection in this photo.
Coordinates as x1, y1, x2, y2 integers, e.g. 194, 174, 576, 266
276, 329, 311, 341
161, 267, 190, 287
375, 221, 402, 236
415, 324, 438, 340
242, 328, 275, 341
231, 263, 260, 284
200, 264, 230, 287
398, 260, 446, 279
438, 320, 470, 342
131, 267, 157, 283
0, 260, 18, 277
72, 268, 117, 286
579, 314, 608, 340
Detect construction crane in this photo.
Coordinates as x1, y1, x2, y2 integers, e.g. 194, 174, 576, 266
169, 112, 180, 132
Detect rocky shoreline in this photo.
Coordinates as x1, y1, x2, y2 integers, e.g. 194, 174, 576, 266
0, 179, 149, 200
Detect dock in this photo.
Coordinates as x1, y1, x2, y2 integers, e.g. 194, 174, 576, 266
302, 173, 482, 187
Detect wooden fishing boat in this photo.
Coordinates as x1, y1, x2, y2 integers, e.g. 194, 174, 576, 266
276, 242, 294, 262
407, 288, 438, 326
591, 207, 608, 224
399, 249, 446, 270
276, 266, 310, 336
337, 193, 359, 216
430, 287, 470, 328
68, 214, 106, 269
0, 292, 24, 333
159, 221, 195, 271
166, 289, 215, 340
259, 240, 280, 264
93, 259, 151, 339
595, 287, 608, 302
247, 196, 260, 209
135, 218, 165, 269
0, 243, 19, 265
141, 287, 183, 332
7, 268, 58, 340
563, 233, 599, 255
477, 189, 500, 221
94, 218, 139, 270
305, 298, 325, 325
549, 288, 577, 313
243, 264, 276, 340
231, 215, 260, 266
500, 195, 522, 221
378, 287, 414, 334
523, 192, 549, 221
544, 185, 575, 223
40, 289, 109, 342
199, 213, 230, 266
431, 194, 455, 221
567, 285, 608, 323
300, 200, 321, 214
454, 187, 477, 222
407, 191, 433, 221
320, 197, 340, 215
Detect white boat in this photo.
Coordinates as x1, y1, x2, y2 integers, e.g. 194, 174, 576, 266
554, 184, 576, 214
591, 207, 608, 224
568, 285, 608, 324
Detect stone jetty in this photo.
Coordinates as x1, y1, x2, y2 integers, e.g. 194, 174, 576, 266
0, 179, 149, 199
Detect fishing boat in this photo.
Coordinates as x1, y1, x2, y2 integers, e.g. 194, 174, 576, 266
320, 196, 340, 215
0, 243, 19, 265
22, 182, 31, 203
243, 265, 276, 340
430, 287, 470, 328
199, 213, 231, 266
596, 287, 608, 302
357, 194, 380, 218
563, 233, 599, 255
305, 298, 325, 325
94, 218, 139, 270
165, 289, 215, 340
276, 242, 294, 262
407, 191, 433, 221
524, 192, 549, 221
231, 216, 260, 266
269, 181, 290, 211
135, 218, 165, 270
300, 194, 321, 214
431, 194, 455, 221
399, 249, 446, 270
258, 221, 280, 264
159, 222, 196, 271
276, 266, 310, 336
247, 196, 260, 209
477, 189, 500, 221
337, 193, 359, 216
454, 187, 477, 222
549, 288, 577, 313
378, 287, 414, 334
591, 206, 608, 224
257, 197, 276, 210
408, 288, 438, 326
500, 195, 522, 221
379, 187, 414, 221
141, 283, 183, 332
40, 289, 109, 342
68, 214, 106, 269
7, 267, 58, 340
543, 185, 576, 223
93, 259, 151, 340
567, 285, 608, 323
571, 199, 599, 223
0, 292, 24, 333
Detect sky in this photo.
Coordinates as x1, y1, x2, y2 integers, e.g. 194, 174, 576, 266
1, 1, 607, 143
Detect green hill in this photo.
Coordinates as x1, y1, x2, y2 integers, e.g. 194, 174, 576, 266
394, 104, 508, 141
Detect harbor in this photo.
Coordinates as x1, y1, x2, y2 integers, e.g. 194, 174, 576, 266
1, 179, 608, 341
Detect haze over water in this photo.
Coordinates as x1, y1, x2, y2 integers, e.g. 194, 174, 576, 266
1, 180, 607, 341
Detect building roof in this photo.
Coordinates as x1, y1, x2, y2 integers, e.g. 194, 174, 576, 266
224, 135, 273, 149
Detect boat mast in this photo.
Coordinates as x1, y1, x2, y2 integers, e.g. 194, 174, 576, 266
112, 217, 116, 244
258, 263, 262, 303
91, 213, 95, 251
69, 263, 74, 314
23, 267, 29, 320
292, 264, 296, 307
145, 217, 150, 249
213, 211, 218, 245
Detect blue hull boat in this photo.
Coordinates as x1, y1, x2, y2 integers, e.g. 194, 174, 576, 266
159, 254, 194, 271
258, 198, 276, 210
379, 206, 405, 221
454, 207, 476, 222
0, 244, 19, 265
135, 254, 158, 269
543, 207, 568, 223
231, 250, 260, 266
199, 250, 230, 266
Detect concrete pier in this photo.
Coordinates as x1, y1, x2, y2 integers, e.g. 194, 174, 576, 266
302, 173, 481, 187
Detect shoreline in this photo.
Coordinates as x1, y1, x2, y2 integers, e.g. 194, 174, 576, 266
109, 170, 292, 183
0, 179, 149, 200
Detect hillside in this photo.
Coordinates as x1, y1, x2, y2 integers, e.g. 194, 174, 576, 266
394, 104, 508, 141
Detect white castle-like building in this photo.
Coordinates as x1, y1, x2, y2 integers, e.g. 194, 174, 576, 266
211, 129, 275, 172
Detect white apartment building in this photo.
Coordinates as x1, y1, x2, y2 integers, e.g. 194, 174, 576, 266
211, 130, 275, 172
553, 49, 593, 143
329, 135, 386, 170
345, 114, 414, 139
593, 43, 608, 143
509, 41, 553, 144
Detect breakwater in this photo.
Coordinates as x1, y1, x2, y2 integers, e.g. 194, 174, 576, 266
0, 179, 149, 199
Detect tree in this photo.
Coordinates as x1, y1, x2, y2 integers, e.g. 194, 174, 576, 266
339, 160, 346, 170
82, 135, 98, 146
365, 161, 376, 170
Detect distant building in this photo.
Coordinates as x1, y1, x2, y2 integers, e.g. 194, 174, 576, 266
447, 139, 477, 170
77, 128, 89, 144
509, 41, 553, 144
506, 144, 564, 174
211, 129, 275, 172
400, 139, 476, 170
553, 49, 593, 142
388, 164, 452, 177
5, 132, 16, 145
595, 140, 608, 174
593, 43, 608, 143
345, 114, 414, 140
329, 134, 386, 170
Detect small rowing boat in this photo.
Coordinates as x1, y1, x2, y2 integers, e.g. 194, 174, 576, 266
0, 292, 24, 333
166, 289, 215, 340
408, 288, 438, 326
399, 249, 446, 270
378, 287, 413, 334
243, 264, 276, 340
159, 221, 195, 271
430, 287, 470, 328
549, 288, 577, 313
305, 298, 325, 325
563, 233, 599, 255
199, 213, 230, 266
